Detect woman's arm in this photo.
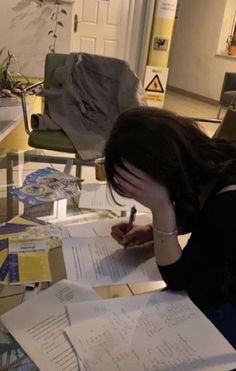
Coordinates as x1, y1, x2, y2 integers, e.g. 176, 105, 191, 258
152, 201, 182, 266
114, 161, 182, 265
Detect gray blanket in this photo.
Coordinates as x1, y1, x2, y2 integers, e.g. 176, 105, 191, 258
32, 53, 146, 160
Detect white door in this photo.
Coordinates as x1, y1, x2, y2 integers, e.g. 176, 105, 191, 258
70, 0, 131, 60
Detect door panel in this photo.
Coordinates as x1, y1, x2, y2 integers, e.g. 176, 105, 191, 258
71, 0, 130, 59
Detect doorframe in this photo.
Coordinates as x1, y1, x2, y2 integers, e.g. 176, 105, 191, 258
125, 0, 156, 79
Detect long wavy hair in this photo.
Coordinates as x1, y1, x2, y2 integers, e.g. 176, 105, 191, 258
104, 107, 236, 232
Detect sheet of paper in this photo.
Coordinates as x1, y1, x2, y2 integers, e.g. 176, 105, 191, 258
65, 216, 190, 250
65, 292, 236, 371
62, 236, 162, 285
79, 182, 150, 212
8, 235, 52, 284
1, 279, 100, 371
0, 216, 48, 285
65, 214, 152, 238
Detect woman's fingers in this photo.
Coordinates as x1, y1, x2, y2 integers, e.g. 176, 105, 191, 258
122, 161, 149, 180
111, 223, 129, 244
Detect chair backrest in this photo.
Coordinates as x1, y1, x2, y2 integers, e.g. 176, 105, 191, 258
44, 53, 67, 88
43, 53, 68, 114
219, 72, 236, 106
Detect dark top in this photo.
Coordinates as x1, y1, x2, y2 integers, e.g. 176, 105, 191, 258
158, 190, 236, 311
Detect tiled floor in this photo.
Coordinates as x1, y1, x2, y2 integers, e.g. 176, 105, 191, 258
164, 90, 225, 137
0, 90, 225, 223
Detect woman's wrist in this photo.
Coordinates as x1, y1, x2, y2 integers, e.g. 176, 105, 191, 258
152, 201, 177, 231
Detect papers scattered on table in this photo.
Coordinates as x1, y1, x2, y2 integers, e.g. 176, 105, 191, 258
1, 279, 100, 371
62, 215, 163, 286
79, 182, 150, 212
0, 216, 68, 285
2, 280, 236, 371
65, 292, 236, 371
10, 167, 82, 205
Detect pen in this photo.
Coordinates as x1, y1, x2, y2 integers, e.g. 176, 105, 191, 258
124, 205, 137, 248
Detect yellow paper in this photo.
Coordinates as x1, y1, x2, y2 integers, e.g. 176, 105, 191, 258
17, 251, 51, 283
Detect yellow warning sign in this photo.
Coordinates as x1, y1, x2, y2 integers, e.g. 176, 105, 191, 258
145, 93, 163, 102
144, 66, 169, 108
145, 74, 164, 93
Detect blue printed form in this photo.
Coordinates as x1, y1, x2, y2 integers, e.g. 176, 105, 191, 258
0, 239, 9, 284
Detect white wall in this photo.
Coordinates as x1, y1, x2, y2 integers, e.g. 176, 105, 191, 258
0, 0, 73, 78
3, 0, 236, 100
168, 0, 236, 101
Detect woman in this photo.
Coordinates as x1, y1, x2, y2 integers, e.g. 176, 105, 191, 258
104, 106, 236, 349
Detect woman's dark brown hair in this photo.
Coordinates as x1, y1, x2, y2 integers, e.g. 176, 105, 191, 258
104, 107, 236, 232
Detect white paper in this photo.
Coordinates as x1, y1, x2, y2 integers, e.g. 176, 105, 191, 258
66, 214, 152, 238
1, 279, 100, 371
65, 292, 236, 371
79, 182, 150, 212
62, 236, 162, 286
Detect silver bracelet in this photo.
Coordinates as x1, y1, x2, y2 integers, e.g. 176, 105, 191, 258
153, 227, 178, 242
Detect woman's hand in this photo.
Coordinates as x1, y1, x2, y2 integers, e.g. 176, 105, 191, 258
114, 161, 181, 266
111, 222, 153, 247
115, 161, 172, 212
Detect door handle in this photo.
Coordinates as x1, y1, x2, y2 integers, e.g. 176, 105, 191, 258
74, 14, 79, 32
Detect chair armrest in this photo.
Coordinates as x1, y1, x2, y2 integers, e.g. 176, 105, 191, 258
24, 80, 44, 94
21, 81, 44, 135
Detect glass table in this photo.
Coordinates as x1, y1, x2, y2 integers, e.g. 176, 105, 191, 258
0, 149, 163, 370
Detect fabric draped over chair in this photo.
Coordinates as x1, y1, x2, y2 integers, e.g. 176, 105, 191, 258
31, 53, 147, 160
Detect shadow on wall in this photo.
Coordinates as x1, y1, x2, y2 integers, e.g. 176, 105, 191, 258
0, 0, 70, 77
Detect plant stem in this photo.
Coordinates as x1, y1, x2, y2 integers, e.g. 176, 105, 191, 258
52, 4, 60, 52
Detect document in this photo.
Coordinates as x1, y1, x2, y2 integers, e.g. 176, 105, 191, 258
62, 236, 162, 286
0, 215, 49, 284
65, 292, 236, 371
65, 214, 152, 238
79, 182, 150, 212
8, 235, 52, 284
1, 279, 100, 371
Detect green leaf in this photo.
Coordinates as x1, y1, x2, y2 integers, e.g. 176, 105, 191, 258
61, 9, 67, 15
57, 21, 63, 27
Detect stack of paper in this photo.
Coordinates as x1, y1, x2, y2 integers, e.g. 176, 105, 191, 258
64, 292, 236, 371
0, 216, 68, 285
2, 282, 236, 371
0, 215, 48, 284
1, 279, 100, 371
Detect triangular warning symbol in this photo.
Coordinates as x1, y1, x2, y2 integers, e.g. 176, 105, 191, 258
145, 74, 164, 93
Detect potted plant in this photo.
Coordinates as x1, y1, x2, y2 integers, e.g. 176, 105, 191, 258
0, 48, 30, 99
0, 48, 34, 125
227, 34, 236, 56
